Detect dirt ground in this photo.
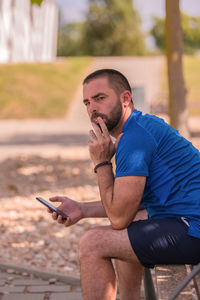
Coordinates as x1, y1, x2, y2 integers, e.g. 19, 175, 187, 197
0, 57, 199, 278
0, 156, 107, 276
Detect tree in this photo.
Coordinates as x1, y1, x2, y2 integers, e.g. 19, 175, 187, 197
166, 0, 189, 137
57, 23, 85, 56
30, 0, 43, 5
81, 0, 146, 56
151, 16, 165, 51
151, 13, 200, 54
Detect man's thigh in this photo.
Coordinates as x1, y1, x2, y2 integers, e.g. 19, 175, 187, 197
127, 218, 200, 268
79, 225, 141, 265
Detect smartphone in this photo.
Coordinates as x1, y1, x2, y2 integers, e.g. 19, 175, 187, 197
36, 197, 67, 221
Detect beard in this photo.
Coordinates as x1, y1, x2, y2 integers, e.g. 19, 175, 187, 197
91, 99, 123, 132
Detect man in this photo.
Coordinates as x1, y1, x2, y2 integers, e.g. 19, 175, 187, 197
48, 69, 200, 300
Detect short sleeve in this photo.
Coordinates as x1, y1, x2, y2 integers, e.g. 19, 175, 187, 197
115, 127, 156, 178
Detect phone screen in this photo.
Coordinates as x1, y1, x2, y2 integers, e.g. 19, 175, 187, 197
36, 197, 67, 221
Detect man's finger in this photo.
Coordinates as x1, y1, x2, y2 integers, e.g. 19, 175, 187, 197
89, 130, 97, 141
49, 196, 64, 203
92, 122, 103, 140
52, 212, 58, 220
97, 117, 109, 138
57, 215, 64, 224
64, 218, 71, 227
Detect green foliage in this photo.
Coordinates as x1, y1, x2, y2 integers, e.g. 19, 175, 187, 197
57, 23, 85, 56
82, 0, 146, 56
151, 16, 165, 50
57, 0, 146, 56
30, 0, 43, 5
0, 58, 91, 119
151, 13, 200, 54
182, 13, 200, 54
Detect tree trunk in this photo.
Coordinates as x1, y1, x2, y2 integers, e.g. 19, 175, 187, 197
165, 0, 189, 138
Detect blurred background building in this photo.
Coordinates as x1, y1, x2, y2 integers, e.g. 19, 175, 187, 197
0, 0, 58, 63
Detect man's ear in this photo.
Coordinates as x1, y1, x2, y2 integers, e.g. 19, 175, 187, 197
120, 90, 132, 108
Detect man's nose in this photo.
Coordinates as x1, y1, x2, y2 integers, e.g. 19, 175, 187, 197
88, 101, 98, 114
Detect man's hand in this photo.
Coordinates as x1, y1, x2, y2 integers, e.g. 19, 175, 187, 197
88, 117, 117, 165
48, 196, 83, 227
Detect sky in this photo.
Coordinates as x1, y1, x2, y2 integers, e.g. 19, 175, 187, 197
55, 0, 200, 48
55, 0, 200, 26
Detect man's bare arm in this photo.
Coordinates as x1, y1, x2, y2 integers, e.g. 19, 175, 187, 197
48, 196, 107, 226
96, 165, 146, 229
88, 117, 146, 230
81, 201, 107, 218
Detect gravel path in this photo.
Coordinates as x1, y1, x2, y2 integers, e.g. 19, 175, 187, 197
0, 57, 199, 278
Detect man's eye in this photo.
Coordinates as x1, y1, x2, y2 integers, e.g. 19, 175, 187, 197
97, 96, 105, 101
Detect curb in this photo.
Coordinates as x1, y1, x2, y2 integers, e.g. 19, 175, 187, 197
0, 262, 81, 286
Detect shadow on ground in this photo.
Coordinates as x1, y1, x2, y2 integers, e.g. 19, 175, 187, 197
0, 133, 89, 147
0, 155, 96, 198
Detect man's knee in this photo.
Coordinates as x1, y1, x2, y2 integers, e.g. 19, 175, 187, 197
79, 226, 107, 262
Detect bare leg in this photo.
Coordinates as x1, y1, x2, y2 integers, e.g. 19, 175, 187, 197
115, 260, 143, 300
79, 226, 143, 300
114, 209, 147, 299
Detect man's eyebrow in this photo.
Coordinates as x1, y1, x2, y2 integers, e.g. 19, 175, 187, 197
92, 92, 107, 99
83, 92, 107, 103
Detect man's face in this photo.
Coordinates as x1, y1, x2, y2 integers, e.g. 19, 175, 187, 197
83, 77, 123, 132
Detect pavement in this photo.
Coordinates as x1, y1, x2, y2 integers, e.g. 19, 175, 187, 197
0, 263, 145, 300
0, 262, 82, 300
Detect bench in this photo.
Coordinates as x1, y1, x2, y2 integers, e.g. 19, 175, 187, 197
144, 263, 200, 300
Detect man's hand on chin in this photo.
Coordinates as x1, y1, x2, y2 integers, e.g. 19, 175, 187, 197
88, 117, 116, 165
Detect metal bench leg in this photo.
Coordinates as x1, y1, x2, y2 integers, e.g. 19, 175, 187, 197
167, 263, 200, 300
144, 268, 157, 300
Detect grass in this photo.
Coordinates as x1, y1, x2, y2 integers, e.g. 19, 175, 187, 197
160, 55, 200, 115
0, 55, 199, 118
0, 57, 91, 119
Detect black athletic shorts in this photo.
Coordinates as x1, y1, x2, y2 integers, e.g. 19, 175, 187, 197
127, 218, 200, 268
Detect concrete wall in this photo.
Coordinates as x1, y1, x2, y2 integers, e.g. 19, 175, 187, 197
0, 0, 58, 63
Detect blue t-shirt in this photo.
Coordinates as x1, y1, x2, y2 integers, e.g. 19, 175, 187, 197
115, 110, 200, 239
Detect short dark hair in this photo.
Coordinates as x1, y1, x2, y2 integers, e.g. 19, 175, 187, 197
83, 69, 132, 96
